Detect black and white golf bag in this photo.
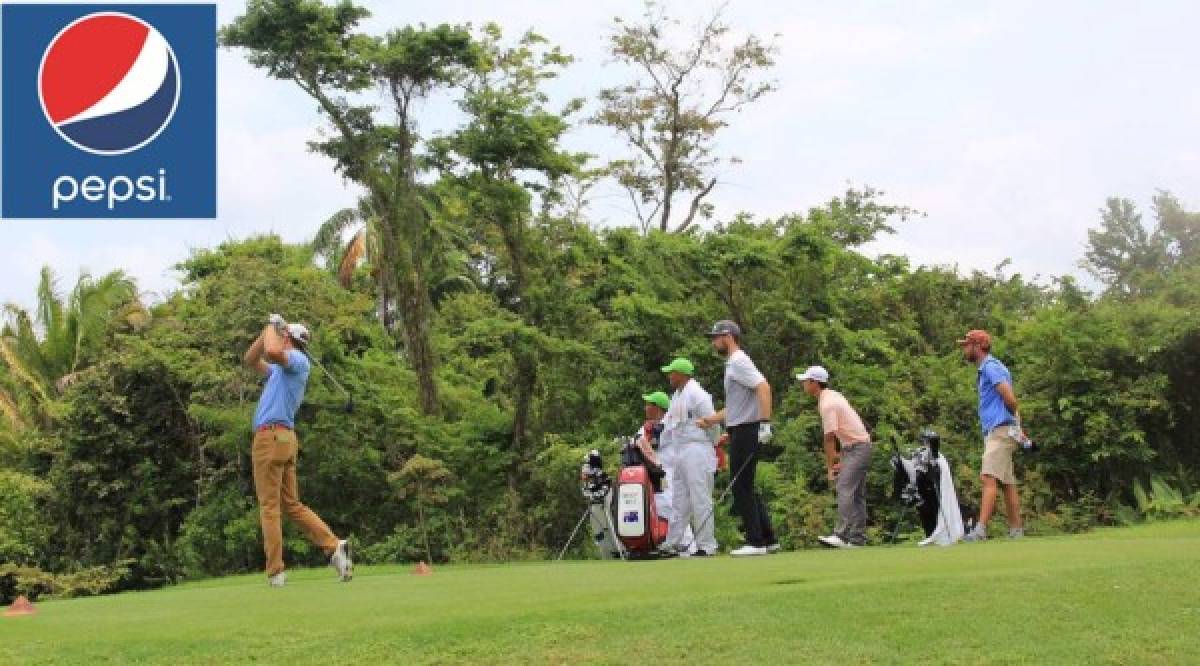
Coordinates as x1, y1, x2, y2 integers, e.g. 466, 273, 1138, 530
891, 430, 966, 546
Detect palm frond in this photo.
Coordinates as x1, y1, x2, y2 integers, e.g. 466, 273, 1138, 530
68, 270, 138, 373
0, 385, 26, 430
35, 266, 64, 333
0, 337, 51, 407
39, 267, 73, 375
339, 230, 368, 288
2, 306, 50, 382
312, 208, 363, 265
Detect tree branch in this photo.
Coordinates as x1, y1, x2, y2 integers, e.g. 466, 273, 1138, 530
676, 176, 717, 233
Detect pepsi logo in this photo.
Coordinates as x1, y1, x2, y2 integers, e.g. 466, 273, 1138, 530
38, 12, 180, 156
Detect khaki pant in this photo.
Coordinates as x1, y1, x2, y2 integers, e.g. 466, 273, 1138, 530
982, 427, 1019, 485
252, 427, 338, 576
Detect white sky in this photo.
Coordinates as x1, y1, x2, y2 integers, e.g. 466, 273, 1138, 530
2, 0, 1198, 309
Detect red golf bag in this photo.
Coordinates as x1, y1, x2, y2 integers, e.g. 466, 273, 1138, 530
613, 435, 669, 556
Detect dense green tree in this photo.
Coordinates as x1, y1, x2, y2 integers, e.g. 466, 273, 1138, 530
223, 0, 484, 415
390, 454, 453, 563
428, 25, 584, 489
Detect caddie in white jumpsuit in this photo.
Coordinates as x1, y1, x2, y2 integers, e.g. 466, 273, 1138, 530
660, 357, 719, 555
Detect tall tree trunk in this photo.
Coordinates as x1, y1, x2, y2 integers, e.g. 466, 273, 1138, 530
377, 262, 395, 333
658, 93, 682, 232
508, 346, 537, 491
371, 154, 440, 416
659, 170, 675, 232
502, 222, 537, 491
396, 263, 440, 416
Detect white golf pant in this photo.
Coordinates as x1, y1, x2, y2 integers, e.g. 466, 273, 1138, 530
666, 442, 718, 552
656, 463, 695, 553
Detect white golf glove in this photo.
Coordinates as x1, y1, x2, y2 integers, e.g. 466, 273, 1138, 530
758, 421, 773, 444
268, 313, 286, 332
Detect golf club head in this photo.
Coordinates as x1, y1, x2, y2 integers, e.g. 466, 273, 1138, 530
343, 397, 355, 414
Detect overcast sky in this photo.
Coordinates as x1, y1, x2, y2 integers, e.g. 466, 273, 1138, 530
2, 0, 1198, 310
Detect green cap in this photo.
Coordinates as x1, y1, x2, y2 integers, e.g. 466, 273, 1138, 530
642, 391, 670, 410
660, 358, 695, 375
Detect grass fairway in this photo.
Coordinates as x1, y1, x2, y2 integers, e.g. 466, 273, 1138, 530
2, 521, 1198, 665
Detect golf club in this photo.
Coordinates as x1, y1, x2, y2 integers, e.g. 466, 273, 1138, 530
676, 438, 760, 554
305, 351, 354, 414
273, 315, 354, 414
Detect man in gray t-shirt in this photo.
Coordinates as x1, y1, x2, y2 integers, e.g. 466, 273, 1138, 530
724, 347, 767, 427
696, 320, 778, 556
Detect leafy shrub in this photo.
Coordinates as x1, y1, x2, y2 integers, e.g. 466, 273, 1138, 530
0, 471, 50, 564
174, 486, 263, 578
0, 562, 129, 605
358, 526, 426, 564
1131, 476, 1200, 521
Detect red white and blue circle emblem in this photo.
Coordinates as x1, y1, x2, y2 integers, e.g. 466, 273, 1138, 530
38, 12, 180, 156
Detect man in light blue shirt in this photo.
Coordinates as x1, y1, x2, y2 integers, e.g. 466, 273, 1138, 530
244, 315, 352, 586
252, 335, 310, 431
958, 329, 1028, 542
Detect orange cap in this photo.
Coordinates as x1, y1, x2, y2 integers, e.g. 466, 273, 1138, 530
956, 329, 991, 349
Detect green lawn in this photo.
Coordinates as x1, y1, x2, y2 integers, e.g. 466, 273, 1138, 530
3, 521, 1198, 665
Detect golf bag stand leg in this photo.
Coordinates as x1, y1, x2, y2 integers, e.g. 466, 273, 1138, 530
605, 503, 628, 561
556, 507, 594, 561
889, 509, 908, 544
889, 439, 911, 545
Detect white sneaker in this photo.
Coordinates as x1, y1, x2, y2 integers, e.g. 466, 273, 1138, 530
730, 545, 768, 557
330, 539, 353, 581
963, 526, 988, 542
766, 543, 782, 553
818, 534, 846, 548
268, 572, 286, 587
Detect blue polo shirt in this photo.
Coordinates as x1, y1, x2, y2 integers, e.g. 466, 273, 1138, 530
253, 350, 310, 430
977, 355, 1016, 435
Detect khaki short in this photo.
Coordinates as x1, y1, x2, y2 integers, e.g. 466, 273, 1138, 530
981, 427, 1018, 485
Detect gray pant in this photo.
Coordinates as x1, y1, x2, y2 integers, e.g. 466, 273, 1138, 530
835, 442, 873, 545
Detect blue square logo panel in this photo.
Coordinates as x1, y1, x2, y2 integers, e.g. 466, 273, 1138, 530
1, 3, 216, 218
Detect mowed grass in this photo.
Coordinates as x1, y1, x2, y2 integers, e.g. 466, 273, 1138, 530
2, 521, 1198, 665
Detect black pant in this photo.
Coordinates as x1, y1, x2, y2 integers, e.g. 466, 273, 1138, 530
728, 423, 776, 547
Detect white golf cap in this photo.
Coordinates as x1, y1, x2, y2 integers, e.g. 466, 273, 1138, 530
285, 323, 311, 348
795, 365, 829, 383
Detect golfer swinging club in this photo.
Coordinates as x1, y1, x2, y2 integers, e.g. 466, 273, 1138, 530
244, 314, 352, 587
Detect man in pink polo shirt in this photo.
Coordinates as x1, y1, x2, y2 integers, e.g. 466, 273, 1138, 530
797, 365, 874, 548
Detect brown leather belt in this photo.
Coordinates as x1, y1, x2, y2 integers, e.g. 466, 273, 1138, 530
256, 423, 292, 433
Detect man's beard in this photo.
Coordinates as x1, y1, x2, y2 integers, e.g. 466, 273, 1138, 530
715, 340, 730, 357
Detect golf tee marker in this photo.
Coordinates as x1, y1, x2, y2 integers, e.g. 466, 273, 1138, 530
3, 595, 37, 617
